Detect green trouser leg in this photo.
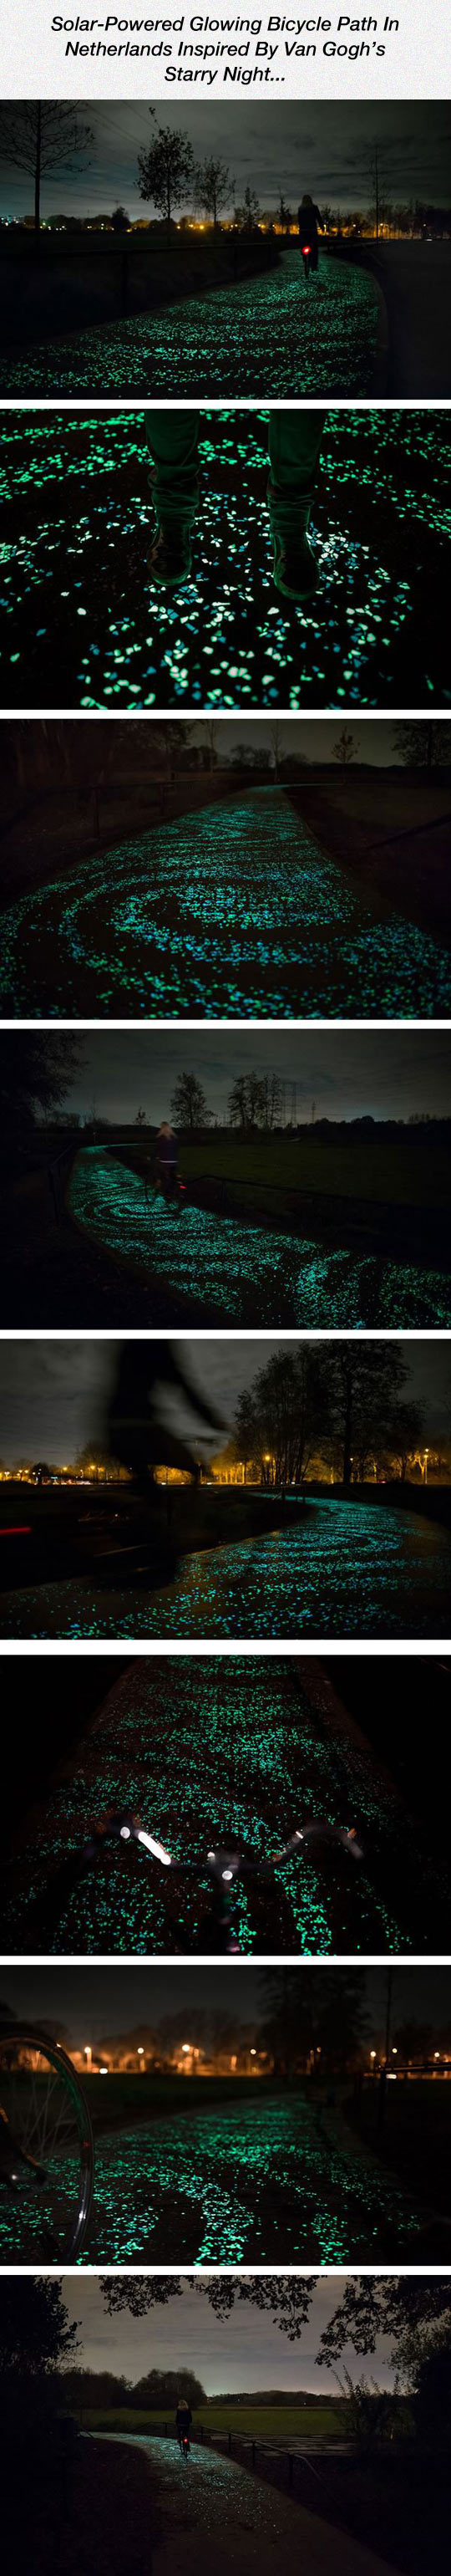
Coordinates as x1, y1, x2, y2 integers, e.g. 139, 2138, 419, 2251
267, 411, 326, 533
147, 409, 326, 533
147, 411, 200, 523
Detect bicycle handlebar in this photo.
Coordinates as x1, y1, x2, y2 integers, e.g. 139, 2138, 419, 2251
94, 1810, 363, 1875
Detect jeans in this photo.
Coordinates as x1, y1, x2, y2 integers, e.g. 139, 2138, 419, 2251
147, 411, 325, 534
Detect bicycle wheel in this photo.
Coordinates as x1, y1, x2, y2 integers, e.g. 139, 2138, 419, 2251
0, 2026, 94, 2262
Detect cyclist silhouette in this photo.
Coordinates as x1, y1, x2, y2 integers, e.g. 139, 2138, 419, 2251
106, 1339, 224, 1490
154, 1122, 181, 1210
298, 193, 323, 279
175, 2397, 192, 2453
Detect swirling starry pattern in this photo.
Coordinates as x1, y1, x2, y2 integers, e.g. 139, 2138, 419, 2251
0, 2085, 427, 2267
3, 1497, 451, 1640
1, 410, 449, 711
1, 252, 378, 399
3, 1658, 449, 1955
66, 1147, 451, 1329
1, 788, 449, 1021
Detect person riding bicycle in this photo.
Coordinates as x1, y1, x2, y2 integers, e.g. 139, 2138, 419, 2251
175, 2396, 192, 2451
297, 194, 323, 278
107, 1339, 224, 1489
154, 1121, 180, 1204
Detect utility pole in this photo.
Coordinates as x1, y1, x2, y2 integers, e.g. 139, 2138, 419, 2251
35, 100, 42, 235
372, 140, 380, 242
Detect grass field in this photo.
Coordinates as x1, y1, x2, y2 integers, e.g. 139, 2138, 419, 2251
75, 2403, 342, 2440
180, 1132, 450, 1214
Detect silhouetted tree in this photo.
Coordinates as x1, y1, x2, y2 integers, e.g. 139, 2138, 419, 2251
317, 2279, 451, 2379
235, 1345, 334, 1488
170, 1072, 208, 1132
138, 115, 195, 227
332, 727, 358, 767
0, 2278, 78, 2379
0, 102, 93, 233
276, 190, 292, 232
261, 1967, 368, 2079
0, 1033, 82, 1171
195, 154, 233, 228
234, 186, 261, 233
232, 1390, 261, 1483
327, 1344, 409, 1484
103, 2276, 314, 2339
393, 721, 451, 772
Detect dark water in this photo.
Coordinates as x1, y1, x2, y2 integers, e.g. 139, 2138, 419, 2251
1, 788, 449, 1021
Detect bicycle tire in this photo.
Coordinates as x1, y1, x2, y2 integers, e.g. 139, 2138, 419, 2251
0, 2023, 94, 2261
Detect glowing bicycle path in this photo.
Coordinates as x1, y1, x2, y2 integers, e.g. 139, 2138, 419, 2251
65, 1146, 451, 1329
93, 2432, 400, 2576
5, 1657, 448, 1955
3, 1497, 451, 1640
1, 411, 448, 711
1, 252, 378, 400
1, 788, 449, 1020
53, 2084, 426, 2266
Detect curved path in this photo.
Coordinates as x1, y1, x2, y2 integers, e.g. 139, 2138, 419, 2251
35, 2085, 427, 2265
66, 1146, 451, 1329
2, 1497, 451, 1641
6, 1657, 448, 1955
2, 252, 378, 399
2, 788, 450, 1020
0, 2080, 436, 2265
94, 2432, 399, 2575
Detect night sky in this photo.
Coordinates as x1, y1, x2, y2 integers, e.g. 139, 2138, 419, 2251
54, 2274, 404, 2394
2, 102, 450, 222
0, 1338, 449, 1466
0, 1961, 449, 2045
3, 716, 432, 772
49, 1028, 451, 1131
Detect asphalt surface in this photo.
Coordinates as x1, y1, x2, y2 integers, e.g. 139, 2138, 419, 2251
372, 243, 451, 394
93, 2431, 400, 2572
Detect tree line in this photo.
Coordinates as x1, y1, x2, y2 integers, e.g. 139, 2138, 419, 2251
231, 1343, 423, 1486
3, 2272, 451, 2452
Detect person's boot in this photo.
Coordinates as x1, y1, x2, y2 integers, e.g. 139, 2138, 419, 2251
272, 508, 319, 603
149, 516, 194, 590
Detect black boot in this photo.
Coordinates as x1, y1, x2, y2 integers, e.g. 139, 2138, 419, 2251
272, 509, 319, 603
149, 517, 193, 590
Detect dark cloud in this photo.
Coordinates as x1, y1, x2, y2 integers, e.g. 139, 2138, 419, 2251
1, 102, 450, 218
0, 1335, 449, 1463
36, 1026, 451, 1130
